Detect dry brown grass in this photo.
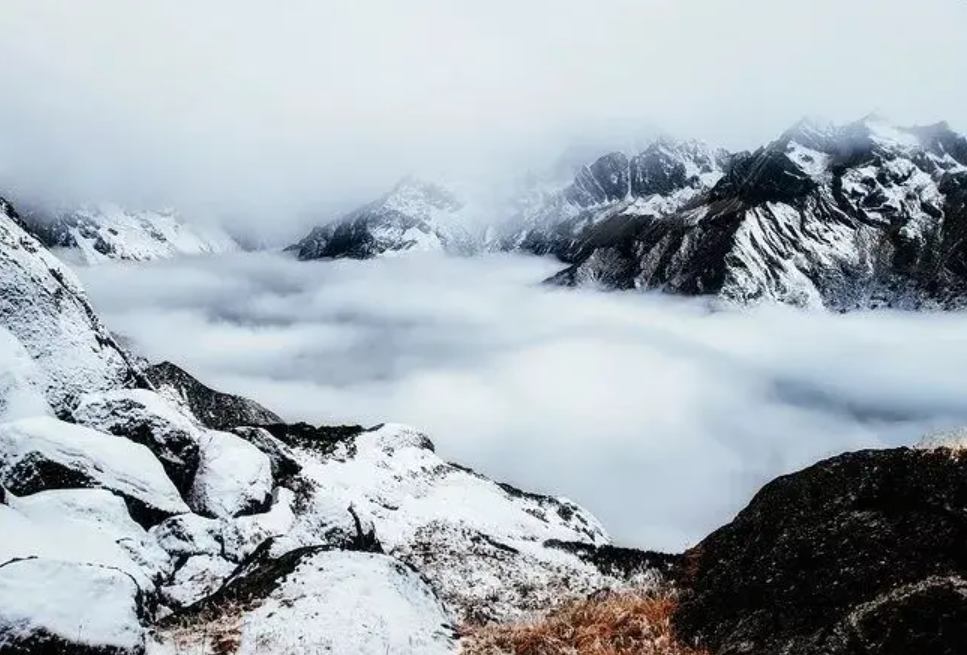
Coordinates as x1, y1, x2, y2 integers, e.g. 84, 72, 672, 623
459, 591, 706, 655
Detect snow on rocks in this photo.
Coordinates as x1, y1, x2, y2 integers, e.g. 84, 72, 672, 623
231, 426, 301, 481
160, 555, 237, 609
188, 430, 273, 519
149, 514, 223, 562
156, 548, 456, 655
0, 327, 52, 422
275, 422, 651, 623
0, 488, 172, 595
0, 558, 147, 655
0, 206, 142, 413
0, 417, 189, 528
72, 389, 202, 493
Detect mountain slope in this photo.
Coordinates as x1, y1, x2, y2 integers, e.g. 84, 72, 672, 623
0, 196, 145, 413
541, 117, 967, 309
19, 203, 238, 265
290, 177, 483, 259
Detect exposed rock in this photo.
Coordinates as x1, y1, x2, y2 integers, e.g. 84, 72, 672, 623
674, 447, 967, 655
0, 198, 145, 414
187, 430, 273, 519
72, 390, 202, 494
264, 421, 372, 458
0, 417, 189, 528
144, 361, 281, 431
231, 426, 301, 481
0, 558, 148, 655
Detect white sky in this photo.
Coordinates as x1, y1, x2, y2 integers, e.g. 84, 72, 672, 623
1, 0, 965, 221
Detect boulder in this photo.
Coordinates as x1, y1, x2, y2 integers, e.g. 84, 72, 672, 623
674, 447, 967, 655
188, 431, 272, 519
0, 417, 189, 528
0, 558, 147, 655
72, 389, 202, 493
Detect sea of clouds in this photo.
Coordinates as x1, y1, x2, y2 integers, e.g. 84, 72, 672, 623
79, 252, 967, 551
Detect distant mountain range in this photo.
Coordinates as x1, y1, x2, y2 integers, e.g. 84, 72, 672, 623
15, 202, 240, 265
291, 116, 967, 310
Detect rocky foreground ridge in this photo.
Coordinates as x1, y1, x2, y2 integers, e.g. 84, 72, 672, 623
2, 195, 966, 654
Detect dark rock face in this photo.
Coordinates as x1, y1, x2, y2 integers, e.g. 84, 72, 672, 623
264, 422, 372, 458
673, 447, 967, 655
144, 362, 281, 431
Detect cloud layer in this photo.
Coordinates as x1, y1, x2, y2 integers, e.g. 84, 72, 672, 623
2, 0, 966, 228
78, 253, 967, 551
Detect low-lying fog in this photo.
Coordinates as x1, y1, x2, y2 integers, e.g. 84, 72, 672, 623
79, 252, 967, 551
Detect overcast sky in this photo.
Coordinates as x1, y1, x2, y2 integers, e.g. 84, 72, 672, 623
1, 0, 965, 223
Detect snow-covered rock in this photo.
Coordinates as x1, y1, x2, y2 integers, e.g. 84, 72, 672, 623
273, 422, 657, 622
0, 417, 190, 527
160, 555, 237, 609
155, 548, 456, 655
144, 361, 281, 431
0, 488, 173, 592
72, 389, 202, 493
0, 327, 53, 421
188, 430, 272, 519
149, 513, 223, 561
231, 426, 301, 481
0, 199, 143, 412
0, 558, 147, 655
290, 177, 484, 259
19, 203, 238, 265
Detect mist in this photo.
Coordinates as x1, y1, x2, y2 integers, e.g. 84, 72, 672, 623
2, 0, 966, 237
77, 252, 967, 551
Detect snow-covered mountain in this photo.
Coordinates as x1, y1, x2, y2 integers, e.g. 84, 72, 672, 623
2, 190, 965, 654
537, 117, 967, 309
18, 203, 239, 265
290, 177, 484, 260
291, 116, 967, 311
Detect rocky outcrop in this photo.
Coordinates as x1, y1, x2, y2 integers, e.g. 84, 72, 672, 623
0, 199, 145, 413
144, 361, 281, 431
673, 447, 967, 655
0, 417, 190, 528
160, 544, 457, 655
72, 389, 202, 493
